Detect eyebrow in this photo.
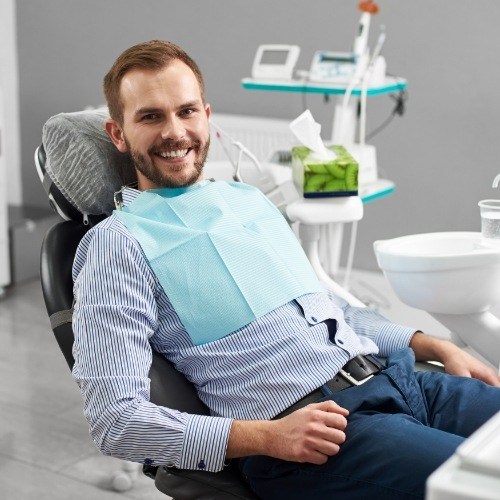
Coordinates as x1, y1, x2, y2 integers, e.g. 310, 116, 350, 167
134, 107, 163, 118
180, 100, 203, 109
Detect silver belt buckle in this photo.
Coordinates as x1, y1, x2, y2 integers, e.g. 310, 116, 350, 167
338, 369, 374, 386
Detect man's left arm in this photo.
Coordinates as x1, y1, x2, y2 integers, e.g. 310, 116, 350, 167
409, 331, 500, 386
329, 290, 500, 386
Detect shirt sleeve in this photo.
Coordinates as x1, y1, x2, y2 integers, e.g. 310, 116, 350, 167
326, 289, 417, 357
72, 223, 232, 472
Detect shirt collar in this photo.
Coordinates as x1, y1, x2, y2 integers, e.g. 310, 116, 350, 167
116, 180, 214, 209
121, 186, 141, 207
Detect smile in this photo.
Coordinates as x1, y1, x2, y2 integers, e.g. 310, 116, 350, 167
158, 149, 190, 159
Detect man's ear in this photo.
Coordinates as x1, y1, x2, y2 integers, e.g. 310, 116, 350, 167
105, 119, 128, 153
204, 103, 211, 120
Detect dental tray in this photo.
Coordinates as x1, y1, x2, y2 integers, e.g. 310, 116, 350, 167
456, 410, 500, 476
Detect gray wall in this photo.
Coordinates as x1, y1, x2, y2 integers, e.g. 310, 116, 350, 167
17, 0, 500, 270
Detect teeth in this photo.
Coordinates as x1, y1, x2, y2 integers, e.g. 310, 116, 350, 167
159, 149, 188, 158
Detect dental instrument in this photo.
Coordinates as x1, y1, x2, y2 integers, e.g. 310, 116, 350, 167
210, 119, 266, 184
353, 0, 379, 57
492, 173, 500, 188
209, 119, 299, 211
358, 28, 386, 145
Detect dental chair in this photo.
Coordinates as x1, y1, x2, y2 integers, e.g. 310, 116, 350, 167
36, 109, 259, 500
36, 108, 442, 500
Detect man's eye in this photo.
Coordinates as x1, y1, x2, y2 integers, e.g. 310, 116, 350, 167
142, 113, 159, 121
180, 108, 195, 116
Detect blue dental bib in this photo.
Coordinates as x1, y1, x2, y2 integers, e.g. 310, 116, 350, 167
115, 181, 321, 345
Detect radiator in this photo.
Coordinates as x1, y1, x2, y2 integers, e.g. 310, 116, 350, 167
208, 113, 295, 163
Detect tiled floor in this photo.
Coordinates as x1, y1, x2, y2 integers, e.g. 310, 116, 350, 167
0, 279, 167, 500
0, 270, 497, 499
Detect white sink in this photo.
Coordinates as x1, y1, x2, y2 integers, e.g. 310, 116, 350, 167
374, 232, 500, 315
374, 231, 500, 366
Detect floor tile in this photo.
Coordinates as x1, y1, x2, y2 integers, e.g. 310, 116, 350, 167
0, 402, 97, 472
0, 455, 131, 500
64, 453, 169, 499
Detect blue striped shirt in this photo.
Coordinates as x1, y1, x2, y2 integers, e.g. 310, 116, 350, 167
72, 186, 416, 472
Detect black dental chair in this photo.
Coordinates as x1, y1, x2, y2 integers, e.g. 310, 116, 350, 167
36, 109, 259, 500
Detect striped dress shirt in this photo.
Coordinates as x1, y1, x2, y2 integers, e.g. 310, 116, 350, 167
72, 186, 416, 472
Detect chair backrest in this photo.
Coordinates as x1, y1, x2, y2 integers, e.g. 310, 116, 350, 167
40, 219, 85, 369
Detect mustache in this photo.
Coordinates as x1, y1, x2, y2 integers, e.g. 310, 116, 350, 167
149, 139, 202, 155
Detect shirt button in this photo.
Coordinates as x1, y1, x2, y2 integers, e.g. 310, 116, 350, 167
311, 316, 317, 322
198, 460, 206, 470
337, 339, 344, 345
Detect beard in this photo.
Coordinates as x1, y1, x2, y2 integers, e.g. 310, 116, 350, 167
126, 136, 210, 189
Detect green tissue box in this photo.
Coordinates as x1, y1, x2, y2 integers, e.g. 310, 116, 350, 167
292, 145, 359, 198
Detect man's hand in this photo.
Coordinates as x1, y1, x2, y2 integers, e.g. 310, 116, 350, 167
268, 400, 349, 464
226, 400, 349, 464
410, 331, 500, 387
440, 344, 500, 386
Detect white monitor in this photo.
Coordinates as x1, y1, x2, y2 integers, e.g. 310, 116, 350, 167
251, 44, 300, 80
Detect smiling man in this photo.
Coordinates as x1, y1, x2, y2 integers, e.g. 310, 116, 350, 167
104, 47, 210, 190
71, 40, 500, 500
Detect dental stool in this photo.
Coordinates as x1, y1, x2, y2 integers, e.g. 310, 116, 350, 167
36, 109, 259, 499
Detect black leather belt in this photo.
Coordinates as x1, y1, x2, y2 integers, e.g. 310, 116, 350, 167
274, 354, 384, 419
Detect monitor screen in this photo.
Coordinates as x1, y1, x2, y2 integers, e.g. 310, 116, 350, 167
260, 50, 289, 65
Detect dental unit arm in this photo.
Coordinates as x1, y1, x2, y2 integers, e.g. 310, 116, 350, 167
209, 119, 299, 211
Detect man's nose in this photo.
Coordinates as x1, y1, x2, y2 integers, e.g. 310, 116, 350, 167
161, 117, 185, 141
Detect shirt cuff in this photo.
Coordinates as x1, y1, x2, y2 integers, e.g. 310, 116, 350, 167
178, 414, 233, 472
375, 323, 417, 357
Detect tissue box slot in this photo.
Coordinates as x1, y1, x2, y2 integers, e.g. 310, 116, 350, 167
292, 145, 359, 198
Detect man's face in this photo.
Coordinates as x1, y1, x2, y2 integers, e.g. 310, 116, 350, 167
109, 60, 211, 190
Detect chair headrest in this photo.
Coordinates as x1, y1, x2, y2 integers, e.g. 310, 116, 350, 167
40, 108, 136, 221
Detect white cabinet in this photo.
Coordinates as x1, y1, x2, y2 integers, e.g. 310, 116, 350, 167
0, 86, 11, 293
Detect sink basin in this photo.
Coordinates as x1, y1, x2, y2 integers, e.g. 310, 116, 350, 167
374, 232, 500, 314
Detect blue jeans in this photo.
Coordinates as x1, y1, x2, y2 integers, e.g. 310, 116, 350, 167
239, 348, 500, 499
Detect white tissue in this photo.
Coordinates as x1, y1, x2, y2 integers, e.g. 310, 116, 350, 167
289, 110, 336, 161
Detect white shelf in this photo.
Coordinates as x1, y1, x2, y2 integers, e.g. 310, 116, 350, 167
241, 76, 407, 97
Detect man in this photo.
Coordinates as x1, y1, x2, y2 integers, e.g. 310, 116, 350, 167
72, 40, 500, 499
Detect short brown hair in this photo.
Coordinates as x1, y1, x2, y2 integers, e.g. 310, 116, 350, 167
103, 40, 205, 123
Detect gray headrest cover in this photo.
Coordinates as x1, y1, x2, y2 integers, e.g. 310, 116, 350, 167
42, 109, 136, 216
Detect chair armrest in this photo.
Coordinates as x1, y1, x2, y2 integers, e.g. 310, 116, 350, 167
154, 461, 259, 500
415, 360, 445, 372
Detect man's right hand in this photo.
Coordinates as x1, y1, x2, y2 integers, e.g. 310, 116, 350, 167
226, 400, 349, 464
268, 400, 349, 464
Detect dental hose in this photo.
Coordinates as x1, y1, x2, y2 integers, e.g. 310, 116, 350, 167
342, 220, 358, 291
